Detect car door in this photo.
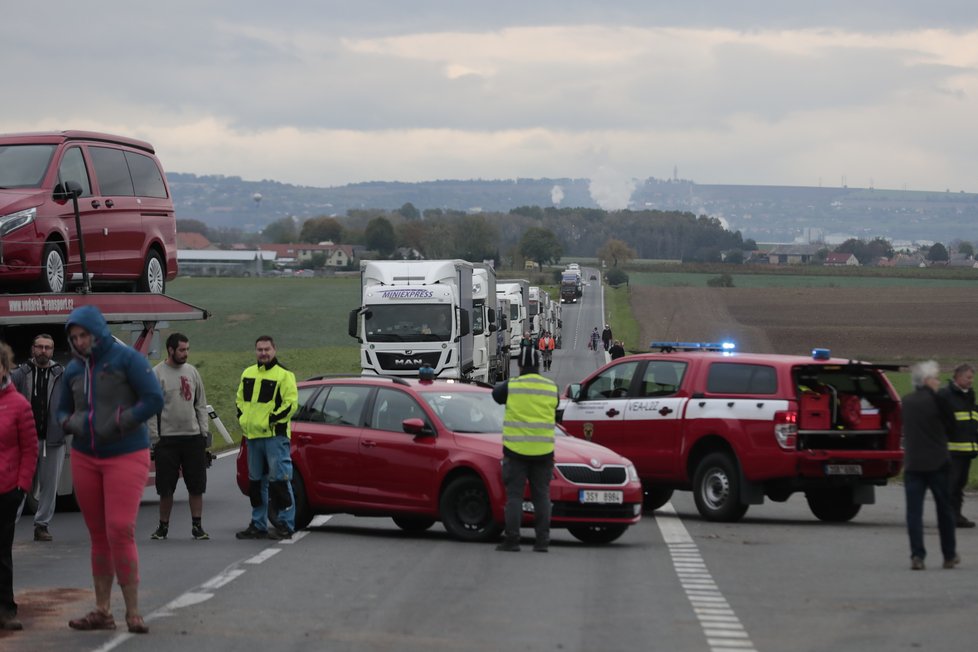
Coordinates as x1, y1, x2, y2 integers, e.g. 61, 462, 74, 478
560, 359, 642, 455
86, 145, 144, 279
358, 387, 443, 509
53, 145, 103, 280
623, 359, 689, 478
291, 384, 370, 505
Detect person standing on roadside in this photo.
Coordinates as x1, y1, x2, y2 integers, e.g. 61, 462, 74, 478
492, 346, 559, 552
537, 330, 555, 371
11, 334, 64, 542
235, 336, 298, 541
148, 333, 211, 541
601, 324, 613, 352
589, 327, 601, 352
609, 340, 626, 360
57, 305, 163, 634
938, 363, 978, 528
0, 341, 38, 632
902, 360, 958, 571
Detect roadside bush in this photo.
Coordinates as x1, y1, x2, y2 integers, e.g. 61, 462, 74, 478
707, 273, 734, 287
606, 267, 629, 286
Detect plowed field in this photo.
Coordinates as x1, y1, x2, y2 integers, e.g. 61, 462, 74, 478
631, 286, 978, 364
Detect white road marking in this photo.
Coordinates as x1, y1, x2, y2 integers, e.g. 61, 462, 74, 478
245, 548, 282, 564
655, 502, 758, 652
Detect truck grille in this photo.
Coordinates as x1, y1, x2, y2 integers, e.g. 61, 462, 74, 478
375, 351, 442, 371
556, 464, 628, 485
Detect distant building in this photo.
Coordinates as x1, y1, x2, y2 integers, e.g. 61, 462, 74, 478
948, 254, 978, 268
176, 232, 214, 250
259, 243, 358, 268
177, 250, 276, 277
823, 252, 859, 266
767, 244, 822, 265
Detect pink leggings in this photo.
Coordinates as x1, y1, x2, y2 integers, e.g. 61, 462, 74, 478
71, 449, 150, 586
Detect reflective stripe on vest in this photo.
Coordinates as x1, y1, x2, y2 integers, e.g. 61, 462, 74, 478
502, 374, 558, 456
948, 441, 978, 453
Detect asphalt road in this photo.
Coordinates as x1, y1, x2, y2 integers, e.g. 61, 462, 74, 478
6, 269, 977, 651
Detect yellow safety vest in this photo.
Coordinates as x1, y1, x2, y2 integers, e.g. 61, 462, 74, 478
502, 373, 558, 456
236, 361, 298, 439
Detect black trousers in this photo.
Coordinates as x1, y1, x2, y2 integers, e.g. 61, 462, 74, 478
0, 489, 23, 617
949, 455, 974, 517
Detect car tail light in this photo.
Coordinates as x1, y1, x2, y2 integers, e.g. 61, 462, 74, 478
774, 410, 798, 450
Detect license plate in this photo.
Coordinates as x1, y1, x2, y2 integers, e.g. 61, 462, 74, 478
825, 464, 862, 475
579, 490, 623, 504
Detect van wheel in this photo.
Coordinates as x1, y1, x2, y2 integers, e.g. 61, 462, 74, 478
439, 476, 501, 542
693, 452, 749, 522
291, 471, 313, 530
138, 251, 165, 293
806, 488, 862, 522
40, 243, 66, 293
642, 485, 674, 512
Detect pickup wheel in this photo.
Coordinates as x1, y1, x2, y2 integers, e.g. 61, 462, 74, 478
392, 516, 436, 532
439, 476, 502, 542
291, 471, 313, 530
567, 523, 629, 544
693, 452, 749, 522
806, 488, 862, 522
642, 485, 674, 512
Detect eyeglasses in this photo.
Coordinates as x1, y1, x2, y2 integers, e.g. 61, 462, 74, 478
33, 344, 54, 350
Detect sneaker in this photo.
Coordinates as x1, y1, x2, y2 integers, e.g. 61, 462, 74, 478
150, 524, 168, 540
495, 538, 521, 552
911, 556, 925, 571
267, 524, 294, 540
943, 555, 961, 569
34, 525, 53, 542
191, 524, 210, 540
235, 523, 268, 540
533, 539, 549, 553
0, 613, 23, 631
956, 515, 976, 528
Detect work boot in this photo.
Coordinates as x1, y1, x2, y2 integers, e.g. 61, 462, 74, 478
235, 523, 268, 539
956, 515, 976, 528
34, 525, 53, 542
267, 523, 294, 540
911, 556, 925, 571
943, 555, 961, 569
495, 536, 521, 552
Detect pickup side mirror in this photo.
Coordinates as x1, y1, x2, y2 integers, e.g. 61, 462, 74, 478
402, 418, 436, 437
566, 383, 582, 401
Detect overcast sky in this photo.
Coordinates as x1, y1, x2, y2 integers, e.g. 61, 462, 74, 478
4, 1, 977, 198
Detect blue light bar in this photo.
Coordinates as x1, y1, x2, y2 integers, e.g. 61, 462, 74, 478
811, 348, 831, 360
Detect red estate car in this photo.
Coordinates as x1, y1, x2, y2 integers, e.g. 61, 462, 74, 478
237, 376, 643, 544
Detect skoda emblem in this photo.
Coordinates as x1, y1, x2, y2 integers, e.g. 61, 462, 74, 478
590, 458, 601, 469
582, 422, 594, 441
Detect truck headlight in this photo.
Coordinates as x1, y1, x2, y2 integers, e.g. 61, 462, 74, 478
0, 207, 37, 237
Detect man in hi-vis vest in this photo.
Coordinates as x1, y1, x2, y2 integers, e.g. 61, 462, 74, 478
492, 346, 559, 552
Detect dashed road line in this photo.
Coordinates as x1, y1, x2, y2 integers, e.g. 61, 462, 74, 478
655, 502, 758, 652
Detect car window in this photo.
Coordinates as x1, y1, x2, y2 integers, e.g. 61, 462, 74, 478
369, 388, 429, 432
318, 385, 371, 427
56, 147, 92, 197
639, 360, 687, 396
706, 363, 778, 395
293, 386, 325, 423
420, 391, 504, 433
582, 360, 641, 400
125, 151, 167, 198
89, 146, 135, 196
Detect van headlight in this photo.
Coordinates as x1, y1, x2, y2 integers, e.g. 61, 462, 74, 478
0, 207, 36, 237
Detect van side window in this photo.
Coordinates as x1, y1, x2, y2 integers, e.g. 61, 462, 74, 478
89, 146, 135, 196
706, 363, 778, 395
57, 147, 92, 197
125, 151, 167, 198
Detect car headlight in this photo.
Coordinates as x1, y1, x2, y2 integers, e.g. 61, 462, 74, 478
626, 463, 640, 483
0, 207, 36, 237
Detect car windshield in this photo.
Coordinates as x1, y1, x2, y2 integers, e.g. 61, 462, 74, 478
0, 144, 56, 188
364, 304, 452, 342
419, 390, 505, 433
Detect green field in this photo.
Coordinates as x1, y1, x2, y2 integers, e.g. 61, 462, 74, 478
628, 271, 978, 288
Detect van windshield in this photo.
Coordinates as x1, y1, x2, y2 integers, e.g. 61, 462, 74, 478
0, 145, 56, 188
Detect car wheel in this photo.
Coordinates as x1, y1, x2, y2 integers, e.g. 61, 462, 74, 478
567, 523, 629, 544
805, 488, 862, 522
39, 243, 66, 293
642, 485, 674, 512
439, 476, 501, 542
692, 452, 749, 522
392, 516, 436, 532
137, 250, 165, 293
291, 471, 313, 530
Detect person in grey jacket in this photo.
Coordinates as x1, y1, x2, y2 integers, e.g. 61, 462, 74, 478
902, 360, 958, 571
11, 334, 64, 542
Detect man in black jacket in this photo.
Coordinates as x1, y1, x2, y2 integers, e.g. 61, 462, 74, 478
938, 363, 978, 528
902, 360, 958, 570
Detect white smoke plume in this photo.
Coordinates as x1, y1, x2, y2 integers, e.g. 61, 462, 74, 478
551, 184, 565, 205
588, 166, 636, 210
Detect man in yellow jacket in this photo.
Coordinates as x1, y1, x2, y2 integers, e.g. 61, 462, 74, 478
235, 336, 298, 540
492, 346, 559, 552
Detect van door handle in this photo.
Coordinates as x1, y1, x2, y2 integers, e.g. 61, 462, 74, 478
361, 440, 377, 447
90, 200, 101, 208
105, 199, 114, 208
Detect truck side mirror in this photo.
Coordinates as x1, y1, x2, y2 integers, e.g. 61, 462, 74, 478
489, 323, 498, 333
457, 310, 470, 338
348, 308, 361, 341
487, 307, 496, 323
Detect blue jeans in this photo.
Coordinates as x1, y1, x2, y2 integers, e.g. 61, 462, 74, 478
246, 436, 295, 532
905, 463, 956, 561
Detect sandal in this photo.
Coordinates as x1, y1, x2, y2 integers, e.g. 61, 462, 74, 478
69, 610, 116, 630
126, 614, 149, 634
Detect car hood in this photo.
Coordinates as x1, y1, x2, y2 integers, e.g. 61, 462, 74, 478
451, 430, 632, 467
0, 188, 45, 216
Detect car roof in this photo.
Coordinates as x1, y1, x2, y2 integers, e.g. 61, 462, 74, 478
297, 376, 490, 393
0, 130, 156, 154
624, 351, 876, 367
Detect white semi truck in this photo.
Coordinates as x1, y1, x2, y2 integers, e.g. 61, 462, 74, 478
496, 279, 529, 358
349, 259, 474, 378
472, 264, 506, 384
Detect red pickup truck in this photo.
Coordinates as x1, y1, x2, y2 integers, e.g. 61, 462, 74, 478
558, 342, 904, 523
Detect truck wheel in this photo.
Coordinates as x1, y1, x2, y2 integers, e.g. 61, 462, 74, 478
693, 452, 749, 522
291, 471, 313, 530
39, 243, 66, 293
392, 516, 436, 532
439, 476, 501, 542
137, 251, 166, 293
806, 488, 862, 522
567, 523, 628, 544
642, 485, 674, 512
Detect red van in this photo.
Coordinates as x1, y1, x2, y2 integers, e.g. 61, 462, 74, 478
0, 131, 177, 293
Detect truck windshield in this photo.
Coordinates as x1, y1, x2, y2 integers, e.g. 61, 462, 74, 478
364, 304, 452, 342
0, 145, 56, 188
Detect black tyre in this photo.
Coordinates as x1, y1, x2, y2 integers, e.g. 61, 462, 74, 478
806, 488, 862, 522
567, 523, 629, 544
439, 476, 501, 542
392, 516, 436, 532
692, 452, 749, 522
642, 485, 674, 512
39, 242, 66, 293
137, 250, 166, 293
291, 471, 313, 530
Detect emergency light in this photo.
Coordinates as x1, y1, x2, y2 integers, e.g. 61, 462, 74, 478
811, 348, 831, 360
650, 341, 737, 352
